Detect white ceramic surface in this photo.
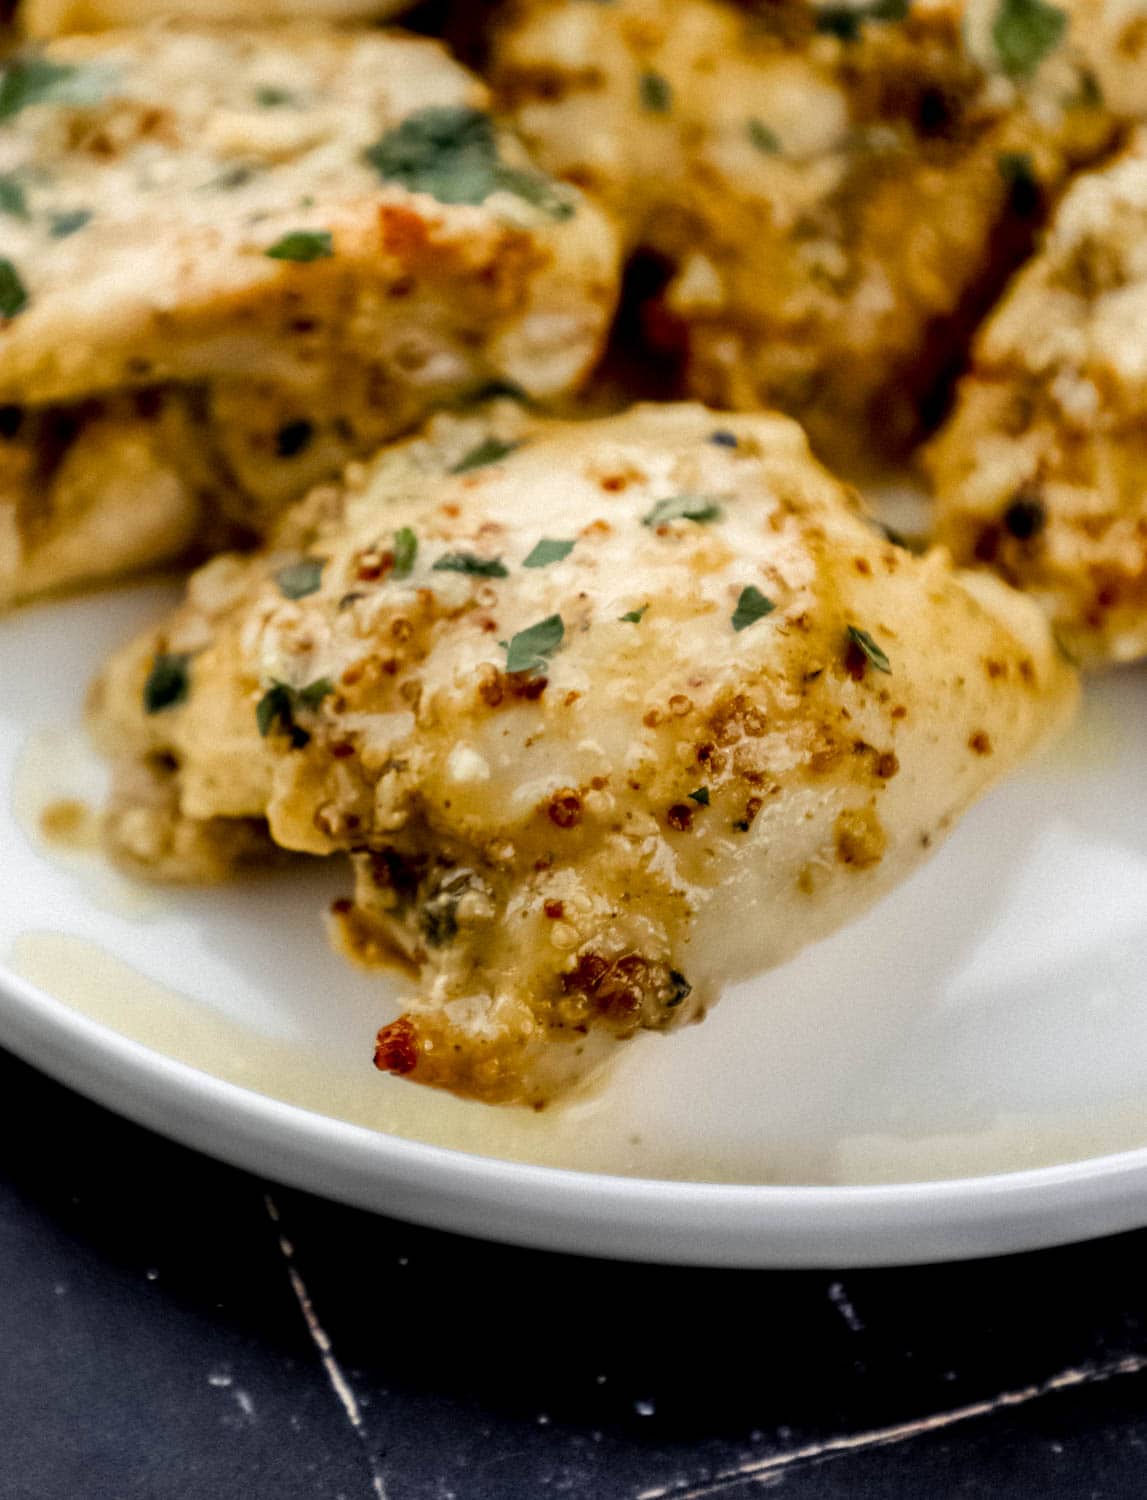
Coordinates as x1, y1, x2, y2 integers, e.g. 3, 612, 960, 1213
4, 583, 1147, 1267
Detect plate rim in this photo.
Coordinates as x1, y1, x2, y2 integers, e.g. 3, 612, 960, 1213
4, 959, 1147, 1268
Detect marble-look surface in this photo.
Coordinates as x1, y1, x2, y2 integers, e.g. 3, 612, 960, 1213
3, 1045, 1146, 1500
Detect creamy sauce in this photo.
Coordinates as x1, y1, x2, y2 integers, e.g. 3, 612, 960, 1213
8, 930, 760, 1181
12, 723, 162, 918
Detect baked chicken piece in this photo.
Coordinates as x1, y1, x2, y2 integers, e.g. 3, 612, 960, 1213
491, 0, 1114, 471
19, 1, 411, 35
0, 25, 619, 603
928, 129, 1147, 666
92, 402, 1076, 1106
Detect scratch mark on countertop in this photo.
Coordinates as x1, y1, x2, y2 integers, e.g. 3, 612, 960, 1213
826, 1281, 864, 1333
637, 1352, 1147, 1499
264, 1193, 388, 1500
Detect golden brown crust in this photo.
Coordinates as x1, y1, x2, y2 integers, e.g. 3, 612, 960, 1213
928, 127, 1147, 665
0, 24, 620, 601
92, 401, 1076, 1104
492, 0, 1116, 471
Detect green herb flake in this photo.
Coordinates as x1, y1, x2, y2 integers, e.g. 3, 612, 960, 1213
366, 105, 498, 203
731, 585, 776, 633
0, 176, 27, 219
493, 166, 576, 221
0, 259, 28, 319
432, 552, 508, 578
256, 683, 297, 743
255, 85, 294, 107
619, 605, 648, 623
523, 538, 575, 569
143, 652, 191, 714
639, 71, 672, 112
0, 58, 106, 121
503, 613, 564, 675
296, 677, 334, 710
846, 624, 892, 674
451, 436, 520, 474
364, 105, 573, 220
991, 0, 1066, 77
256, 677, 332, 748
393, 526, 418, 580
275, 557, 325, 599
49, 208, 91, 238
265, 229, 333, 262
643, 493, 723, 527
747, 118, 781, 154
688, 787, 710, 806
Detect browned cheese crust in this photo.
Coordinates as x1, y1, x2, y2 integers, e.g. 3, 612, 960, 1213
928, 127, 1147, 665
491, 0, 1118, 472
0, 24, 620, 602
91, 401, 1076, 1105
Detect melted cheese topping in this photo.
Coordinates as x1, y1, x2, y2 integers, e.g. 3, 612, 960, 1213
92, 402, 1077, 1105
928, 128, 1147, 665
0, 25, 620, 602
492, 0, 1115, 470
0, 26, 617, 404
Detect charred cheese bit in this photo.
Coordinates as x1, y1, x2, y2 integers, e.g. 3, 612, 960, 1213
928, 128, 1147, 666
491, 0, 1114, 471
0, 26, 620, 603
91, 402, 1077, 1106
20, 1, 411, 35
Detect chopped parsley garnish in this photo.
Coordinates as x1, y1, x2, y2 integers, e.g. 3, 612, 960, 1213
255, 85, 294, 107
0, 58, 105, 121
275, 419, 313, 457
432, 552, 508, 578
49, 208, 91, 238
503, 613, 564, 675
276, 558, 325, 599
688, 787, 710, 806
265, 230, 333, 262
619, 606, 648, 623
708, 430, 738, 447
393, 526, 418, 579
643, 493, 723, 527
991, 0, 1066, 76
846, 624, 892, 674
451, 436, 520, 474
256, 677, 333, 749
295, 678, 334, 709
523, 538, 575, 569
0, 177, 27, 219
496, 168, 576, 221
365, 106, 574, 220
732, 585, 776, 632
639, 72, 673, 112
814, 0, 909, 38
143, 653, 191, 714
747, 118, 781, 154
0, 259, 28, 319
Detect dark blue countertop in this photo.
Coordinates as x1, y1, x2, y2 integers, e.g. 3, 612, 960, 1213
3, 1045, 1146, 1500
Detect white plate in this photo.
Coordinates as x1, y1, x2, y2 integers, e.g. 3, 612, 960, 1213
5, 583, 1147, 1267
